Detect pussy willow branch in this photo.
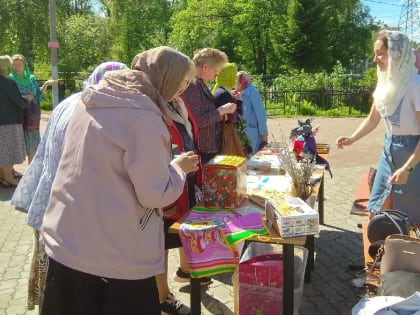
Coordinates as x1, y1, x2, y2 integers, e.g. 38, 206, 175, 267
268, 131, 314, 185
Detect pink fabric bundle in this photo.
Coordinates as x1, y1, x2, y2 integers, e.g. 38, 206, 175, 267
179, 208, 268, 278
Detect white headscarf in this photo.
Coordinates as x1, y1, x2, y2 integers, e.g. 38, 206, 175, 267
373, 31, 417, 117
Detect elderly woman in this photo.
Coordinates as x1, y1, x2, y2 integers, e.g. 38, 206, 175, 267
212, 62, 242, 118
40, 47, 198, 314
0, 55, 29, 186
9, 54, 56, 163
236, 71, 268, 155
337, 30, 420, 224
11, 61, 128, 310
181, 48, 237, 165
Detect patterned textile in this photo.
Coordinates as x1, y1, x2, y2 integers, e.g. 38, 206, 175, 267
182, 78, 222, 154
179, 207, 268, 277
83, 61, 128, 88
27, 230, 48, 310
0, 124, 25, 166
23, 129, 41, 157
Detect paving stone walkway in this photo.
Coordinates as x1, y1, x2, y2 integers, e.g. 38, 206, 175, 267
0, 116, 386, 314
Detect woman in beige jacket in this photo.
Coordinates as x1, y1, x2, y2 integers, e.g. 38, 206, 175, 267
41, 47, 197, 315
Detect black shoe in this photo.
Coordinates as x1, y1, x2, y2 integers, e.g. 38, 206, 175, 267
173, 267, 212, 285
160, 293, 190, 315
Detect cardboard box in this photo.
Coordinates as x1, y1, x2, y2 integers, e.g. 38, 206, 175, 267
203, 155, 247, 208
265, 196, 319, 237
247, 153, 280, 172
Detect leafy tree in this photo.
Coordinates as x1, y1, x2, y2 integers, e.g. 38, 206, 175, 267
325, 0, 377, 73
57, 14, 111, 78
0, 0, 50, 69
102, 0, 172, 62
169, 0, 237, 57
232, 0, 288, 74
0, 0, 382, 85
282, 0, 332, 72
169, 0, 287, 74
57, 0, 93, 17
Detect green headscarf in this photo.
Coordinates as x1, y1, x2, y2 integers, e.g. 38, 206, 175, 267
212, 63, 237, 93
9, 54, 35, 87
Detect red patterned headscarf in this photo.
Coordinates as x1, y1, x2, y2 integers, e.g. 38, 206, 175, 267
236, 71, 250, 92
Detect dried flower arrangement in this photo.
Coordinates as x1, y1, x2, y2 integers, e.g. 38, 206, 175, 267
268, 135, 315, 200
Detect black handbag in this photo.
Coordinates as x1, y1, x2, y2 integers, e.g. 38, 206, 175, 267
367, 210, 411, 259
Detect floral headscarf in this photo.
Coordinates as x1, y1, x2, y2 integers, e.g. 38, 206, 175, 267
373, 31, 417, 117
236, 71, 251, 92
83, 61, 128, 88
9, 54, 35, 87
212, 63, 237, 92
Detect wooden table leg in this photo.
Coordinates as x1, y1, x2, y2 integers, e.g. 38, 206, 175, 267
318, 175, 325, 225
190, 278, 201, 315
304, 235, 314, 283
283, 244, 295, 315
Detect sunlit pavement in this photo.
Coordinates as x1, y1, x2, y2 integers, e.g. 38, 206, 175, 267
0, 115, 385, 314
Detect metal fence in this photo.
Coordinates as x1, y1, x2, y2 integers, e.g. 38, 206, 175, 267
39, 79, 373, 116
260, 87, 373, 116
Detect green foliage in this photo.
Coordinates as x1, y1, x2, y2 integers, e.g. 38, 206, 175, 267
1, 0, 380, 116
1, 0, 379, 77
300, 100, 317, 116
358, 67, 377, 89
58, 14, 111, 78
169, 0, 238, 57
235, 119, 252, 152
284, 0, 332, 72
271, 62, 367, 91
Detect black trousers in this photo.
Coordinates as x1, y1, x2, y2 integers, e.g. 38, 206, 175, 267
41, 258, 160, 315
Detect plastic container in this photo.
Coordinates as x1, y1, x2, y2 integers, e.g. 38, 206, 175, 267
233, 242, 308, 315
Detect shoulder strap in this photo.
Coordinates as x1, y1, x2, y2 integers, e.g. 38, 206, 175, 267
383, 210, 410, 235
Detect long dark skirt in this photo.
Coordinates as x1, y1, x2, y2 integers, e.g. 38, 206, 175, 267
40, 258, 160, 315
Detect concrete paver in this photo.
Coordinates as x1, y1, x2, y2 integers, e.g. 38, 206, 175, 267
0, 115, 386, 314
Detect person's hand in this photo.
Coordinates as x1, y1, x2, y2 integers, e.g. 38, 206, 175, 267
172, 151, 199, 174
218, 102, 237, 116
25, 95, 34, 102
260, 134, 268, 143
336, 136, 354, 149
233, 92, 242, 102
388, 167, 410, 185
312, 125, 320, 136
